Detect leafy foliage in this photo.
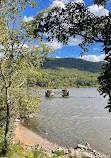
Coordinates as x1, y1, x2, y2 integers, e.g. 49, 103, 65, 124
41, 58, 103, 73
27, 58, 100, 89
98, 53, 111, 112
0, 140, 88, 158
32, 2, 111, 55
54, 150, 65, 157
0, 142, 46, 158
36, 68, 99, 89
0, 128, 4, 154
0, 0, 54, 153
93, 0, 110, 7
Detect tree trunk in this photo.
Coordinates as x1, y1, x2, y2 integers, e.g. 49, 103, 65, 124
3, 87, 10, 153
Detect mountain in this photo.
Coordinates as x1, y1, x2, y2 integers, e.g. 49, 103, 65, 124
41, 58, 103, 73
26, 58, 104, 88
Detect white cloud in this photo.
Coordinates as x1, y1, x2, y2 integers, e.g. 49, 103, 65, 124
74, 0, 84, 3
56, 56, 60, 58
93, 47, 99, 50
59, 0, 69, 2
51, 0, 66, 8
23, 16, 34, 22
68, 35, 83, 46
45, 35, 82, 49
0, 43, 29, 50
51, 0, 109, 17
44, 33, 62, 49
47, 40, 62, 50
88, 5, 109, 16
79, 54, 105, 62
51, 0, 84, 8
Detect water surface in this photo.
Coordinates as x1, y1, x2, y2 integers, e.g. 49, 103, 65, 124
23, 88, 111, 154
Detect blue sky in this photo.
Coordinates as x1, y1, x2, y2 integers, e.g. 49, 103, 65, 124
23, 0, 111, 62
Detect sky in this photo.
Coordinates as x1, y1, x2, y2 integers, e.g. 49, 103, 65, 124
23, 0, 111, 62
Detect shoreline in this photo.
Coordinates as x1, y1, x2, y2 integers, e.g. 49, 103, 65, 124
12, 119, 110, 158
13, 120, 60, 152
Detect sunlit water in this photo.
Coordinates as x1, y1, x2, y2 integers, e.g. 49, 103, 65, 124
23, 88, 111, 154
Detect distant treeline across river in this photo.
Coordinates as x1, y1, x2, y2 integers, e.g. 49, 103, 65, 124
27, 58, 103, 89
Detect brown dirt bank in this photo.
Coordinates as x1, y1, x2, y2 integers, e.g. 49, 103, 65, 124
12, 121, 59, 152
12, 120, 110, 158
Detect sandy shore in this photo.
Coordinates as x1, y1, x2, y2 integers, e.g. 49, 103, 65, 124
13, 121, 60, 152
12, 120, 110, 158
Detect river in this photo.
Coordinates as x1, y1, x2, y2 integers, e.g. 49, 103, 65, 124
23, 88, 111, 154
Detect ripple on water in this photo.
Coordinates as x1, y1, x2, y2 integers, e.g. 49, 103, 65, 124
23, 88, 111, 154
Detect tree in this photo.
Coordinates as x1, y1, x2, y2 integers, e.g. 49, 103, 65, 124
32, 0, 111, 110
98, 53, 111, 112
0, 0, 54, 154
94, 0, 110, 6
32, 1, 111, 54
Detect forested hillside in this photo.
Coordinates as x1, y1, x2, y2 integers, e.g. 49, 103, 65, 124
41, 58, 103, 73
28, 58, 103, 89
